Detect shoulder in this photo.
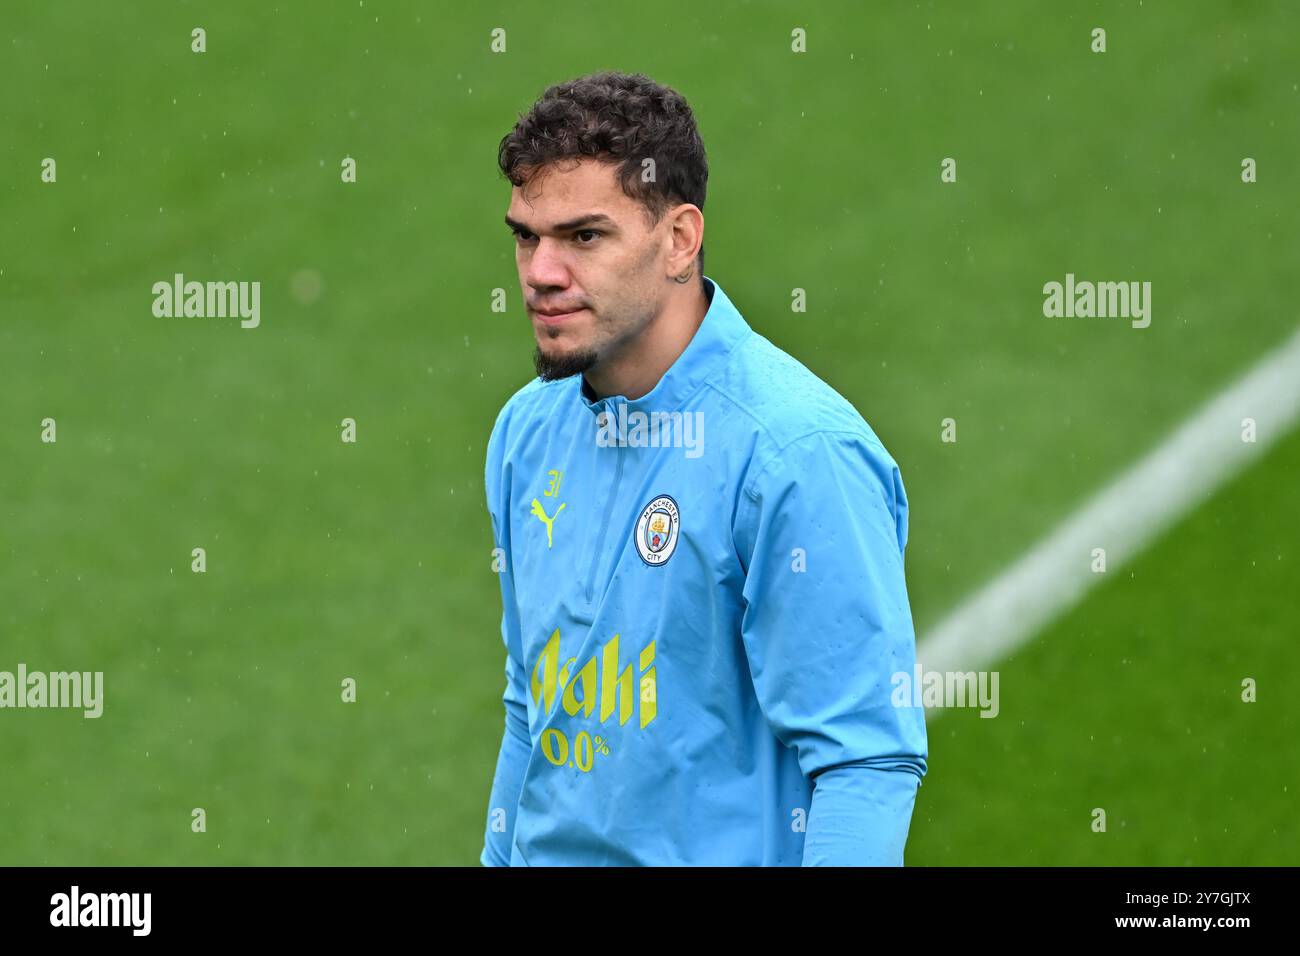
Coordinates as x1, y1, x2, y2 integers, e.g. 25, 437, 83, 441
486, 376, 568, 459
709, 332, 900, 497
483, 377, 570, 512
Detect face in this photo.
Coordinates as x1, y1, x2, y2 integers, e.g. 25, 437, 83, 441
506, 159, 671, 380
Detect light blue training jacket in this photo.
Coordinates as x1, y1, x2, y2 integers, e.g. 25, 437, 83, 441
481, 275, 927, 866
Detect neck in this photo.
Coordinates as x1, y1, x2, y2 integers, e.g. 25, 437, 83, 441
584, 280, 710, 401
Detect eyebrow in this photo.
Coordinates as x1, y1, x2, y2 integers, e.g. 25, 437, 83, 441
504, 212, 618, 234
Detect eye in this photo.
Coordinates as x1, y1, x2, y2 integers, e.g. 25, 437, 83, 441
512, 228, 536, 243
574, 229, 601, 244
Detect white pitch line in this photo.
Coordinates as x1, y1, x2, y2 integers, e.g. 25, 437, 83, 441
917, 325, 1300, 685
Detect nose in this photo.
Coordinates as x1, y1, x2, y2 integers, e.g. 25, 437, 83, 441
524, 237, 573, 294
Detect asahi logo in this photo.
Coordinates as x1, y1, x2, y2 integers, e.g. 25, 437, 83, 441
530, 627, 658, 730
152, 272, 261, 328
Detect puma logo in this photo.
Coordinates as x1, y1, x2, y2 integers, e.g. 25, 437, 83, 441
529, 498, 566, 548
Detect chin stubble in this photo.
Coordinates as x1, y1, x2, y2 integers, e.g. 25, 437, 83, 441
533, 345, 599, 382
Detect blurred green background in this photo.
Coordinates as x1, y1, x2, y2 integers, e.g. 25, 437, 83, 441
1, 0, 1296, 864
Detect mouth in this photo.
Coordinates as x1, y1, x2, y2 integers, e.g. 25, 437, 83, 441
531, 306, 588, 326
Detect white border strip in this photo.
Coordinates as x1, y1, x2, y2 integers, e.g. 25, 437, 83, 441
918, 326, 1300, 682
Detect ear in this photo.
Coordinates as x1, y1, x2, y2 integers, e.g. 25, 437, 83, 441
665, 203, 704, 278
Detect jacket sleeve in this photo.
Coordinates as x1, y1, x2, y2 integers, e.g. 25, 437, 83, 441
480, 406, 533, 867
732, 429, 928, 866
480, 642, 532, 866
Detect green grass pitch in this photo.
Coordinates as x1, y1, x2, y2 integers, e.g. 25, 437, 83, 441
1, 1, 1296, 864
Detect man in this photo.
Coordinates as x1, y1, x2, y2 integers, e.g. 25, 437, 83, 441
481, 71, 927, 866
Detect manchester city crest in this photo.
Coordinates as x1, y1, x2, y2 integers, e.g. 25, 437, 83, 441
634, 494, 680, 566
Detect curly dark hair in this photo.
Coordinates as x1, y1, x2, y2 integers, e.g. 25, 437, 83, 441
498, 71, 709, 275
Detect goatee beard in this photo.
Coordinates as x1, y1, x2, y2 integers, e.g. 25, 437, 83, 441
534, 346, 599, 382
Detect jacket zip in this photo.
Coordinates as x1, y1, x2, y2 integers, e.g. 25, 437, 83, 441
585, 442, 626, 605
